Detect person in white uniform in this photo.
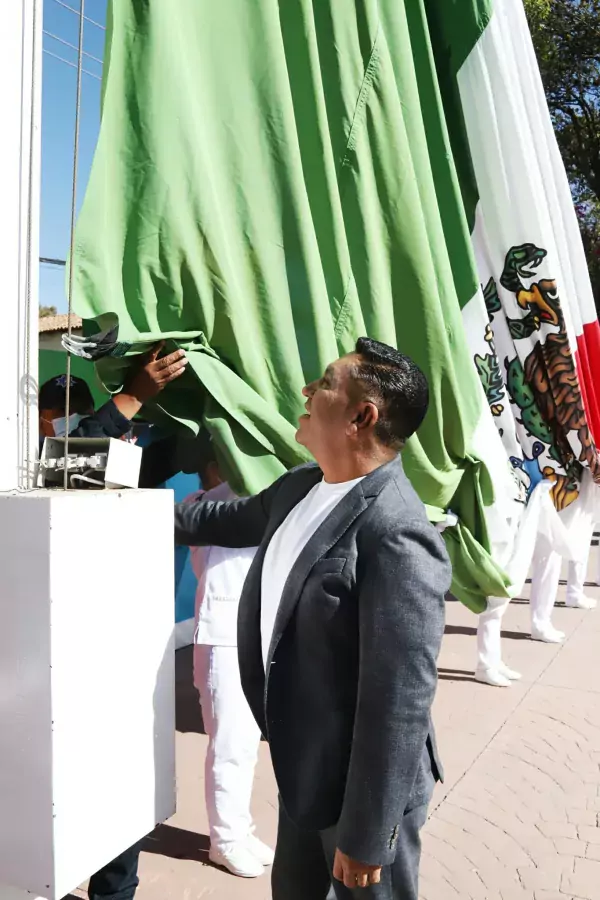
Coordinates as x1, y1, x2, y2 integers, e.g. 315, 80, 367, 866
474, 472, 598, 686
529, 471, 599, 643
475, 595, 523, 687
184, 432, 274, 878
475, 542, 597, 687
476, 529, 597, 689
529, 538, 597, 644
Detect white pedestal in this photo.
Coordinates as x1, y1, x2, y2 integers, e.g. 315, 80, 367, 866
0, 490, 176, 899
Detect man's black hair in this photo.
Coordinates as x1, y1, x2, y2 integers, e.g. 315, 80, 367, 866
353, 337, 429, 447
39, 375, 94, 414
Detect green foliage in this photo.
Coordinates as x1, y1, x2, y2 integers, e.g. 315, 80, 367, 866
576, 198, 600, 309
524, 0, 600, 306
39, 305, 58, 318
523, 0, 551, 31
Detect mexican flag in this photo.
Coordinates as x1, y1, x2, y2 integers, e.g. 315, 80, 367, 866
433, 0, 600, 509
436, 0, 600, 575
72, 0, 598, 612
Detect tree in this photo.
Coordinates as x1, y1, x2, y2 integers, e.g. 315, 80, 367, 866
576, 199, 600, 303
524, 0, 600, 305
39, 305, 58, 318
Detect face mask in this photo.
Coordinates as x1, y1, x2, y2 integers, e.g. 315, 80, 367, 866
51, 413, 84, 438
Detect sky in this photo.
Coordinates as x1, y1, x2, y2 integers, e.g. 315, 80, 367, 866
40, 0, 107, 313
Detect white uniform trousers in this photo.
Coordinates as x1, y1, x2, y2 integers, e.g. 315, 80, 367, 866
477, 595, 511, 672
566, 544, 592, 606
530, 534, 593, 629
194, 644, 262, 852
529, 548, 562, 632
479, 537, 594, 670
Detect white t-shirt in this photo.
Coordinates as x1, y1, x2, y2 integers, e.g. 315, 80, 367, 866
260, 475, 365, 669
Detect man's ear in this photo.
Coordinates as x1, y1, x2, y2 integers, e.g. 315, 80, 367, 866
350, 402, 379, 434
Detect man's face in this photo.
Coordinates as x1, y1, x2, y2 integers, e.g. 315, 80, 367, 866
39, 407, 65, 438
38, 402, 94, 438
296, 354, 364, 460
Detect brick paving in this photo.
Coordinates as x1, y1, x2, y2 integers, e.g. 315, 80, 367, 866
421, 589, 600, 900
75, 555, 600, 899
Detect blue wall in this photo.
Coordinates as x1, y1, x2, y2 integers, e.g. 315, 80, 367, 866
166, 471, 200, 624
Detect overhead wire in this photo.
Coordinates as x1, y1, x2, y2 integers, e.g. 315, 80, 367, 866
43, 48, 101, 81
50, 0, 105, 31
43, 28, 103, 65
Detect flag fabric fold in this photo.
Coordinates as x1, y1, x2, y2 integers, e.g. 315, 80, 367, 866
72, 0, 598, 612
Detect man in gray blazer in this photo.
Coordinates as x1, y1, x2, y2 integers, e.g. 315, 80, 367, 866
175, 338, 451, 899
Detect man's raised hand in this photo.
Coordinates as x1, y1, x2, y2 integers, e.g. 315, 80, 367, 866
127, 342, 188, 403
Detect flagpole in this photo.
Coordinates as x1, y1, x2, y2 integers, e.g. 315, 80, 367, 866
0, 0, 42, 490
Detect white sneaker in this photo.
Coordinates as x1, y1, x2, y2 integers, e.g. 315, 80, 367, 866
474, 667, 512, 688
209, 844, 265, 878
531, 625, 565, 644
498, 662, 522, 681
566, 594, 597, 610
245, 834, 275, 866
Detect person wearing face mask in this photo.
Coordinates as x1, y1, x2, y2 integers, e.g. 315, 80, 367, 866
38, 342, 188, 449
38, 374, 96, 440
37, 342, 187, 900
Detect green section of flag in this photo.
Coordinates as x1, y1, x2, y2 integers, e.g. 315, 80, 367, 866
405, 2, 484, 310
73, 0, 509, 611
424, 0, 492, 241
425, 0, 493, 75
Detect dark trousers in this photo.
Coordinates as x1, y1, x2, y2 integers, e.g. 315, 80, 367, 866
272, 802, 429, 900
87, 841, 143, 900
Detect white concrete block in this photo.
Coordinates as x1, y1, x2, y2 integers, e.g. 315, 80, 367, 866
0, 489, 176, 899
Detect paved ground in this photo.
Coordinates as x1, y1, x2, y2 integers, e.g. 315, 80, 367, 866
75, 557, 600, 899
422, 581, 600, 900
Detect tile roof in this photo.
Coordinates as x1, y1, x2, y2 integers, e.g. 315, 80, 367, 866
39, 314, 83, 334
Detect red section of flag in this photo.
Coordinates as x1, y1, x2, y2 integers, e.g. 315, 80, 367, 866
575, 320, 600, 445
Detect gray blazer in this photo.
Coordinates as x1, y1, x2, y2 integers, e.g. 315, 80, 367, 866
175, 456, 451, 866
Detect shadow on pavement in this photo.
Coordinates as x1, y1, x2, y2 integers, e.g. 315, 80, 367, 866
437, 667, 477, 683
143, 824, 210, 864
444, 624, 529, 641
444, 624, 477, 637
